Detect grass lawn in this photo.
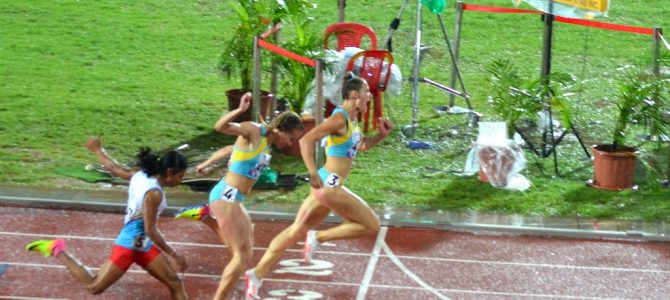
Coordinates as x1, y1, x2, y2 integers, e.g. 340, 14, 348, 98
1, 0, 669, 221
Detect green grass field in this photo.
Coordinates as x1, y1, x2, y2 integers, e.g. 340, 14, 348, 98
1, 0, 669, 220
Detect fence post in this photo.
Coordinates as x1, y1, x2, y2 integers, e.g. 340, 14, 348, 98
338, 0, 345, 22
653, 27, 662, 77
315, 59, 325, 167
270, 27, 281, 121
448, 1, 465, 108
252, 36, 261, 123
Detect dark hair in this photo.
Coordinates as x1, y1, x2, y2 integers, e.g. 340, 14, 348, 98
269, 111, 303, 132
342, 72, 366, 100
136, 147, 188, 176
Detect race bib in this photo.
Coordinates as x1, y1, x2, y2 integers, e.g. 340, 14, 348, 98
132, 235, 150, 251
324, 173, 341, 188
221, 185, 239, 203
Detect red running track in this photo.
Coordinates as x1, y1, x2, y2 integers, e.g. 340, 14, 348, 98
1, 206, 670, 299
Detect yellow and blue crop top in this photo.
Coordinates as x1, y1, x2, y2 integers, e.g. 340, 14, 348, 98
323, 108, 362, 159
227, 125, 271, 180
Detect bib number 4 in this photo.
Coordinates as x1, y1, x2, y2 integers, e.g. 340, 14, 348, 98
221, 186, 238, 203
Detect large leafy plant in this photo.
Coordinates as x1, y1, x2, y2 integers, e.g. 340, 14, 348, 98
485, 58, 574, 137
219, 0, 281, 91
274, 0, 322, 114
611, 69, 670, 151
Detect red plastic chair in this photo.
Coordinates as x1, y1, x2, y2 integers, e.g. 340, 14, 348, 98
323, 22, 378, 51
346, 50, 393, 132
323, 22, 378, 118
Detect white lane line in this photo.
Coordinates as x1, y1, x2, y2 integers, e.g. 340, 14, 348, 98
0, 262, 639, 299
377, 253, 670, 274
4, 231, 669, 274
382, 242, 451, 300
356, 226, 388, 300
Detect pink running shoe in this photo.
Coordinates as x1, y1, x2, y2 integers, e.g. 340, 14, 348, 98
245, 269, 262, 300
303, 230, 320, 263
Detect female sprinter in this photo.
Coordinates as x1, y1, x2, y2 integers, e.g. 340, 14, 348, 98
175, 92, 303, 299
26, 147, 189, 299
244, 72, 393, 299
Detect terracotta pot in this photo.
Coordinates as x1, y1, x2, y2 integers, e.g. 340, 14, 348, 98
280, 117, 316, 156
591, 144, 638, 190
226, 89, 272, 123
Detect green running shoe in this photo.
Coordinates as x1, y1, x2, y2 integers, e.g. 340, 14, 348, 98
174, 204, 210, 221
26, 239, 65, 257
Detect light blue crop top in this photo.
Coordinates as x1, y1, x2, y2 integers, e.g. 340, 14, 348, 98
323, 108, 362, 159
227, 125, 271, 180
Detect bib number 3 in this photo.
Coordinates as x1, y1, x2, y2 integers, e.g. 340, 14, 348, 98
324, 173, 340, 188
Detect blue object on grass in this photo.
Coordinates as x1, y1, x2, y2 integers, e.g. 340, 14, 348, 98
408, 140, 431, 149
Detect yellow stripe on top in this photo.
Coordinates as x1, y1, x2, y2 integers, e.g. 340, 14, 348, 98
228, 125, 271, 180
324, 108, 362, 159
230, 138, 268, 161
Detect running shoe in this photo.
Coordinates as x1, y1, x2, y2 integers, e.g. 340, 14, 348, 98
25, 239, 65, 257
174, 204, 210, 221
303, 230, 320, 263
244, 269, 262, 300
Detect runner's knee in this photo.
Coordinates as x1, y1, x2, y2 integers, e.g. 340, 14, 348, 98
364, 217, 381, 236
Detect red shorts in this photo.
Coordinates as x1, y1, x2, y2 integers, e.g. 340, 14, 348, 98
109, 244, 161, 272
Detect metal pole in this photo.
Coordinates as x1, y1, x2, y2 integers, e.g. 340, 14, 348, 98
338, 0, 345, 22
437, 14, 471, 110
315, 59, 325, 167
448, 1, 465, 108
410, 0, 423, 128
653, 27, 662, 77
252, 36, 262, 123
270, 25, 281, 120
541, 0, 558, 175
382, 0, 410, 52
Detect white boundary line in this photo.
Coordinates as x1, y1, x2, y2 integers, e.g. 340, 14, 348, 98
382, 242, 451, 300
356, 226, 388, 300
4, 230, 668, 274
5, 231, 669, 273
1, 262, 632, 299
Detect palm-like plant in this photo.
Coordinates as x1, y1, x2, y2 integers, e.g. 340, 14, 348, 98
611, 70, 670, 152
219, 0, 280, 91
275, 0, 322, 114
486, 58, 574, 137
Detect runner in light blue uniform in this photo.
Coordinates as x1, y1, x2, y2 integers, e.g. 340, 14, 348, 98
175, 92, 304, 299
245, 72, 394, 299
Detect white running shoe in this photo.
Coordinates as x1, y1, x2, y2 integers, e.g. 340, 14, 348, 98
245, 269, 262, 300
303, 230, 320, 263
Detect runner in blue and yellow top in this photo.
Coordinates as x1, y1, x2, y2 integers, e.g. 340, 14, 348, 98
26, 147, 189, 299
176, 92, 303, 300
244, 72, 394, 299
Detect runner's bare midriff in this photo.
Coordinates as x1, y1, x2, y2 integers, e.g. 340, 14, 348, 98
324, 156, 353, 180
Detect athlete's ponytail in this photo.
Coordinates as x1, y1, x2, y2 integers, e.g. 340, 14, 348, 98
136, 147, 187, 176
342, 72, 366, 100
269, 111, 303, 133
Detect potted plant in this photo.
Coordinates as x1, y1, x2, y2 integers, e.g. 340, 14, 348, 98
482, 59, 575, 183
219, 0, 281, 122
273, 0, 322, 156
591, 69, 670, 190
